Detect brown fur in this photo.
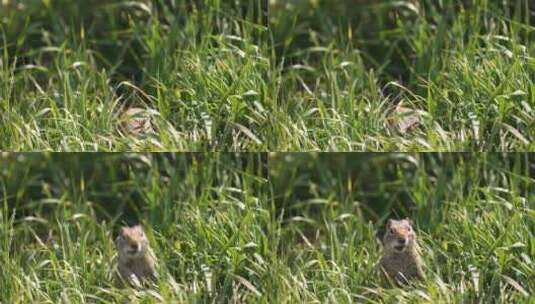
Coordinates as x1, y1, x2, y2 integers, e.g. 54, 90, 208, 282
379, 219, 425, 285
115, 225, 157, 287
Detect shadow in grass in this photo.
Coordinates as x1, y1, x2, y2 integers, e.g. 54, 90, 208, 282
270, 0, 533, 89
1, 152, 268, 231
1, 0, 268, 90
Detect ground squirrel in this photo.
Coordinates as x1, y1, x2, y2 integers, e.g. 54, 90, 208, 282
120, 108, 155, 136
379, 218, 425, 285
115, 225, 157, 287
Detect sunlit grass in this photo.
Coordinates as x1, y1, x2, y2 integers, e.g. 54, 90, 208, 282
1, 0, 533, 150
270, 0, 535, 151
268, 153, 535, 302
0, 153, 273, 302
0, 0, 270, 151
0, 153, 533, 302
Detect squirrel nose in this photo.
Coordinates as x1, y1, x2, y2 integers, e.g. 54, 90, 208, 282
398, 238, 407, 244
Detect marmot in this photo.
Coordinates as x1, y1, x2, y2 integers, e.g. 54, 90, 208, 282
115, 225, 157, 287
379, 218, 425, 285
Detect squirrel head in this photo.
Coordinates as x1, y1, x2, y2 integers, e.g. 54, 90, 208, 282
115, 225, 149, 259
383, 218, 416, 253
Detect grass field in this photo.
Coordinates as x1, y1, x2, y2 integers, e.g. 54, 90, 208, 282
0, 153, 274, 302
1, 0, 534, 151
271, 0, 535, 151
269, 153, 535, 302
1, 153, 534, 302
1, 0, 534, 302
1, 0, 269, 151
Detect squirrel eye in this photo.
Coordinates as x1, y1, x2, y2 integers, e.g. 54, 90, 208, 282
389, 228, 395, 234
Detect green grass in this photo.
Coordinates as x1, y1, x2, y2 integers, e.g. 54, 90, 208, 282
1, 153, 534, 302
270, 0, 535, 151
269, 153, 534, 302
0, 0, 270, 151
1, 0, 534, 151
0, 153, 275, 302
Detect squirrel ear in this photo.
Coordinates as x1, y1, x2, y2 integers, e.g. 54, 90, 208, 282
386, 219, 393, 228
119, 227, 128, 237
405, 218, 413, 226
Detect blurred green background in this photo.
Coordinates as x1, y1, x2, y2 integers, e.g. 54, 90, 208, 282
1, 152, 267, 225
1, 0, 267, 82
270, 0, 533, 83
270, 153, 535, 225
